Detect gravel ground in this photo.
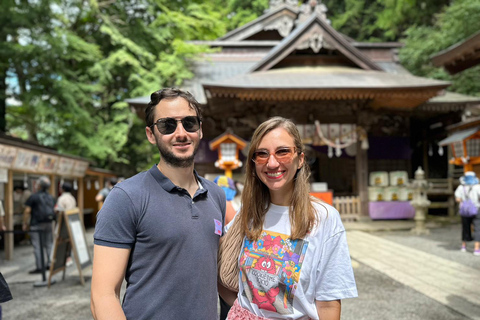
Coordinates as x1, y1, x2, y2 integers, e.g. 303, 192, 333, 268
1, 222, 478, 319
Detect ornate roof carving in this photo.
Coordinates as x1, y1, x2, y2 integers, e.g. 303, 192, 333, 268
269, 0, 298, 10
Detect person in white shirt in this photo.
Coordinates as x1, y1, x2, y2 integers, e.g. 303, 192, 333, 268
454, 171, 480, 256
219, 117, 357, 320
56, 182, 77, 213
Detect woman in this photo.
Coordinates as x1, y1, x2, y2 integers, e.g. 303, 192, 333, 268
454, 171, 480, 255
219, 117, 357, 320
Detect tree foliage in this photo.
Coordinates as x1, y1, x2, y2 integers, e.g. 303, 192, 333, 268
3, 0, 225, 175
399, 0, 480, 96
322, 0, 450, 41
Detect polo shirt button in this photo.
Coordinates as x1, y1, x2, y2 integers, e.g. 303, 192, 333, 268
192, 201, 194, 204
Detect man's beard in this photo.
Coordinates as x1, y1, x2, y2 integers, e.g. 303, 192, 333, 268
156, 137, 199, 168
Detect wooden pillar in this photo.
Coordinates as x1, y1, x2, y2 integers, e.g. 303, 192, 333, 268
5, 169, 14, 260
78, 177, 84, 224
49, 174, 55, 195
356, 139, 369, 217
422, 129, 429, 178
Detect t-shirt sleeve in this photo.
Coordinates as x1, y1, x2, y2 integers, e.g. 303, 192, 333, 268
94, 187, 137, 249
315, 228, 358, 301
24, 194, 34, 208
454, 186, 463, 199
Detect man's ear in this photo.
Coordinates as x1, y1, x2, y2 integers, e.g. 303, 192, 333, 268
199, 124, 203, 139
146, 126, 156, 145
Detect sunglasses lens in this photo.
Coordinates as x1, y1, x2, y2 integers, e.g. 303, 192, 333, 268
253, 151, 269, 164
275, 148, 294, 163
158, 119, 178, 134
155, 117, 200, 134
182, 116, 200, 132
252, 148, 295, 164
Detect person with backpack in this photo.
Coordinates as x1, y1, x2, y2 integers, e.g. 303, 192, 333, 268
454, 171, 480, 256
22, 176, 56, 274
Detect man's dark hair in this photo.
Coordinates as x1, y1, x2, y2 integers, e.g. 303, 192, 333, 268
110, 177, 118, 187
62, 182, 73, 193
145, 88, 202, 128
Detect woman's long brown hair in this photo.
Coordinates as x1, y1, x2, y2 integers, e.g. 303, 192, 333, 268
240, 117, 317, 240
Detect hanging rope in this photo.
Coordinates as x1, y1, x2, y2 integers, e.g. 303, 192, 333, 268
314, 120, 368, 150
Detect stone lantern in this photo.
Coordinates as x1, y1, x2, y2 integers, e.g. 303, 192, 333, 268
410, 167, 431, 235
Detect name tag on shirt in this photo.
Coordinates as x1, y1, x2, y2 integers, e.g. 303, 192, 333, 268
214, 219, 222, 236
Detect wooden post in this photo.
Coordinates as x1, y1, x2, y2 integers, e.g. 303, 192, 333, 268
78, 178, 84, 224
356, 139, 369, 217
5, 169, 14, 260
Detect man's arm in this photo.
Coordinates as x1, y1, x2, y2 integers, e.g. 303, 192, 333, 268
22, 206, 31, 231
95, 193, 104, 202
91, 244, 130, 320
316, 300, 341, 320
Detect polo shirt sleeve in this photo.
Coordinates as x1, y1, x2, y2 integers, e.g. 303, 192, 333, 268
94, 187, 137, 249
314, 216, 358, 301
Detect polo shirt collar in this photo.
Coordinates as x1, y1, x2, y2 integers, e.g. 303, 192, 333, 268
148, 164, 207, 196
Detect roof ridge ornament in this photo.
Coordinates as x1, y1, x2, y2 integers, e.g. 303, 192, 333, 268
297, 0, 330, 25
269, 0, 298, 11
264, 16, 295, 38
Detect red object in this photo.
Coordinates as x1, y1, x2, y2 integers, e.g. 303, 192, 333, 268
310, 191, 333, 205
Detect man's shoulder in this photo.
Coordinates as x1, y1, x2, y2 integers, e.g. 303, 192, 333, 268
112, 171, 151, 195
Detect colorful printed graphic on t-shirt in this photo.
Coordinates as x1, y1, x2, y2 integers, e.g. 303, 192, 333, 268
240, 230, 309, 315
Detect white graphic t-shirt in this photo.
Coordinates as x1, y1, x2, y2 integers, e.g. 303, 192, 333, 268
227, 201, 357, 320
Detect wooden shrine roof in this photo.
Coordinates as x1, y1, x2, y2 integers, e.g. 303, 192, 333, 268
202, 66, 449, 108
431, 31, 480, 75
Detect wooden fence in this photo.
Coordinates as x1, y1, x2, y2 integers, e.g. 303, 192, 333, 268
333, 196, 361, 221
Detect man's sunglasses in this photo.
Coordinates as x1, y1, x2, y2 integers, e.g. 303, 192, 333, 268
252, 147, 298, 164
150, 116, 201, 135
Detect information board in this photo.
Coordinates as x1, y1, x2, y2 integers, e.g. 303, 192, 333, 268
48, 208, 91, 287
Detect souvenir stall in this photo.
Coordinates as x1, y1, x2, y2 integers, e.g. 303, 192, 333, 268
82, 167, 118, 228
0, 134, 89, 260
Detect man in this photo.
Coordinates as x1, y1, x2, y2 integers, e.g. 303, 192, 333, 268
95, 177, 117, 203
22, 176, 56, 274
91, 88, 226, 320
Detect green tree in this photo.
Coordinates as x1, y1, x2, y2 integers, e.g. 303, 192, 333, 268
3, 0, 226, 176
222, 0, 269, 30
322, 0, 450, 41
399, 0, 480, 96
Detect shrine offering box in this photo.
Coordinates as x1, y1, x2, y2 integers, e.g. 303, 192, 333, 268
389, 171, 408, 186
369, 171, 389, 187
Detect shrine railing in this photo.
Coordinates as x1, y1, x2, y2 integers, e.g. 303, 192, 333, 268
333, 196, 361, 221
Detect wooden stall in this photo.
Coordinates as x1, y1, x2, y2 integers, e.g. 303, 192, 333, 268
0, 133, 89, 260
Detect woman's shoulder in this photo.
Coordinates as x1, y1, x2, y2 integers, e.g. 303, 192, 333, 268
310, 200, 345, 236
311, 200, 340, 218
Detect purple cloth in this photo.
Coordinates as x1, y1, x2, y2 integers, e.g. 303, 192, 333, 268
369, 201, 415, 220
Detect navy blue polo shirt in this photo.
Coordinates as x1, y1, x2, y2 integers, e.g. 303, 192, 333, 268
94, 165, 226, 320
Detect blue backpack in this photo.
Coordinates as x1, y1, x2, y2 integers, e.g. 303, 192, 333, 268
459, 186, 478, 217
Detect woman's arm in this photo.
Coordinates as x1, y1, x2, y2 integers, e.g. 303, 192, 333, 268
315, 300, 341, 320
218, 281, 238, 306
